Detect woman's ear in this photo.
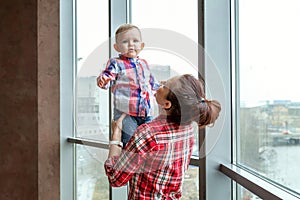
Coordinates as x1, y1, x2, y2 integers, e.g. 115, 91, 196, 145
164, 100, 172, 110
113, 43, 120, 52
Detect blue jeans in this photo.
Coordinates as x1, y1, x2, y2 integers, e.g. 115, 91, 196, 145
113, 109, 152, 148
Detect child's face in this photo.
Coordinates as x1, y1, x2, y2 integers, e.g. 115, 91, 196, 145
114, 28, 144, 58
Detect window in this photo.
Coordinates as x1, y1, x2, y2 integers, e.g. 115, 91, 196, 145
236, 184, 262, 200
131, 0, 201, 199
75, 0, 110, 199
65, 0, 210, 199
234, 0, 300, 198
62, 0, 300, 199
131, 0, 199, 79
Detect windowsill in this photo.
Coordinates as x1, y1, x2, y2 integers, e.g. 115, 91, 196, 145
68, 137, 300, 199
219, 164, 300, 200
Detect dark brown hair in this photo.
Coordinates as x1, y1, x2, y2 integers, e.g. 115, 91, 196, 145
166, 74, 221, 128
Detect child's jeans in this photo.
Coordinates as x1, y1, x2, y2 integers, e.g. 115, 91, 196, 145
113, 108, 152, 148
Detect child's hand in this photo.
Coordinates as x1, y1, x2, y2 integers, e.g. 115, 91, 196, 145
97, 75, 112, 88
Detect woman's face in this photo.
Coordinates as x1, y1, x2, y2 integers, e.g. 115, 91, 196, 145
155, 84, 169, 106
155, 76, 179, 110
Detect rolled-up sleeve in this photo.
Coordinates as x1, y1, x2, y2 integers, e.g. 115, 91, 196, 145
104, 150, 142, 187
104, 124, 154, 187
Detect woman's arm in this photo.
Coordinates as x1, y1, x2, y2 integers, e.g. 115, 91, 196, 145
107, 113, 126, 158
104, 116, 151, 187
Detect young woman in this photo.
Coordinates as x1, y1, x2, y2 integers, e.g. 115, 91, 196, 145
105, 74, 221, 199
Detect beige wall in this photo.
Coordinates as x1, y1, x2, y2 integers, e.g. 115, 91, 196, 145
0, 0, 60, 199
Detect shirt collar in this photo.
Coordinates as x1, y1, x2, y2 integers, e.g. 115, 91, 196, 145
119, 54, 139, 62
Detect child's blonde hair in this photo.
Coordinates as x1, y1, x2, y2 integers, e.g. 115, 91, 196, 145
115, 24, 142, 41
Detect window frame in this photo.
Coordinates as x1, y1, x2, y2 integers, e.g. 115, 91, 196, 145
60, 0, 300, 199
216, 0, 300, 200
204, 0, 232, 199
60, 0, 75, 199
62, 0, 208, 199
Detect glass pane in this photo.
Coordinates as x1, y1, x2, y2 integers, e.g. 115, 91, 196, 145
131, 0, 201, 156
236, 0, 300, 194
131, 0, 198, 78
75, 0, 110, 142
235, 182, 262, 200
182, 167, 199, 199
131, 0, 198, 40
75, 1, 110, 199
76, 145, 110, 200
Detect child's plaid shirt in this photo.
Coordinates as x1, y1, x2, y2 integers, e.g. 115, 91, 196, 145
98, 55, 160, 117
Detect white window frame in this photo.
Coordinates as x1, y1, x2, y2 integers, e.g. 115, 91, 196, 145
205, 0, 232, 199
60, 0, 75, 199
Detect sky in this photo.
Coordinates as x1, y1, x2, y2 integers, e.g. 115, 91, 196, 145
239, 0, 300, 102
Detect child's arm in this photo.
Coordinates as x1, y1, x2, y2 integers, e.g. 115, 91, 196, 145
149, 74, 161, 91
96, 58, 119, 89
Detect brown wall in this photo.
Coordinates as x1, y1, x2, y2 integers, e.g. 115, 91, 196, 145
0, 0, 60, 199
